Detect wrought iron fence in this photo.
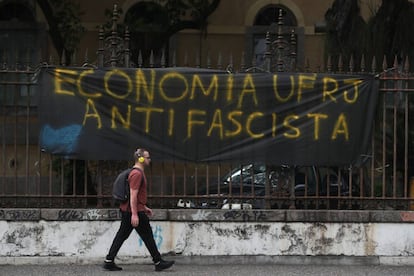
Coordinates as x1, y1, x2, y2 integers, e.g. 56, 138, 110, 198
1, 6, 414, 210
1, 52, 414, 210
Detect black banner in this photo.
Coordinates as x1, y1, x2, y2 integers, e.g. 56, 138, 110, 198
37, 67, 378, 165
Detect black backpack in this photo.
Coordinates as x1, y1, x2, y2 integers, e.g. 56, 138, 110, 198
112, 167, 140, 202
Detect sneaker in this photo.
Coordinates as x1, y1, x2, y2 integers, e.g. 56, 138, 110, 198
103, 259, 123, 271
154, 259, 175, 271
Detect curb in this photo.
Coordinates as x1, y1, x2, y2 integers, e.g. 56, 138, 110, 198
1, 255, 413, 266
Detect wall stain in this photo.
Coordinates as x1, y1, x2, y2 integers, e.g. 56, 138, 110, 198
254, 224, 270, 238
2, 225, 44, 250
58, 210, 83, 220
214, 224, 253, 240
363, 224, 376, 255
279, 224, 305, 253
223, 210, 267, 221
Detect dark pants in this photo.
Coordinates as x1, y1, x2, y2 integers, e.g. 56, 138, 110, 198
106, 211, 161, 263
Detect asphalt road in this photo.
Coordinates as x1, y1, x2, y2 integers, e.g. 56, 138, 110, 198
1, 263, 413, 276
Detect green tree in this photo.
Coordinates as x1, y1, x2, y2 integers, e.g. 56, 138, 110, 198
325, 0, 414, 196
36, 0, 85, 65
366, 0, 414, 67
101, 0, 220, 66
325, 0, 414, 69
324, 0, 367, 70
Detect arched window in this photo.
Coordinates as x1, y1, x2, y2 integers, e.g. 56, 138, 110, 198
246, 4, 303, 72
0, 1, 44, 106
124, 2, 170, 66
254, 5, 297, 26
0, 1, 42, 65
0, 2, 35, 21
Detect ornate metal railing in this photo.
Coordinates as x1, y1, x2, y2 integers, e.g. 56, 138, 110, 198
1, 6, 413, 210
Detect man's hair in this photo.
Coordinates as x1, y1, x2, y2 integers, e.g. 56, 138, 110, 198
134, 148, 147, 161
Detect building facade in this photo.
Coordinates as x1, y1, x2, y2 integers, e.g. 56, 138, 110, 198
2, 0, 414, 211
0, 0, 383, 71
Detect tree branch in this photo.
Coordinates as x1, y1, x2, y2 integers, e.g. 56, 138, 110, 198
36, 0, 66, 61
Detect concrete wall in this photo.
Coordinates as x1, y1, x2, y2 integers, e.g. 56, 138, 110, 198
0, 209, 413, 265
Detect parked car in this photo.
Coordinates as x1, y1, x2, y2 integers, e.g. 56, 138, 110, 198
177, 164, 356, 209
218, 164, 351, 197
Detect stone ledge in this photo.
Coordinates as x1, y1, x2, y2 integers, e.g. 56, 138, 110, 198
41, 209, 169, 221
286, 210, 370, 222
0, 209, 40, 221
0, 208, 413, 222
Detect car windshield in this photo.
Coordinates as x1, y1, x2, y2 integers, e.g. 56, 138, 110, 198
223, 164, 266, 184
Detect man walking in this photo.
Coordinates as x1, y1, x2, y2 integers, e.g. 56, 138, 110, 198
104, 148, 174, 271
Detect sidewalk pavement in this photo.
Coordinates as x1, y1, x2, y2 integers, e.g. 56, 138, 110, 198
1, 256, 413, 276
1, 262, 413, 276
